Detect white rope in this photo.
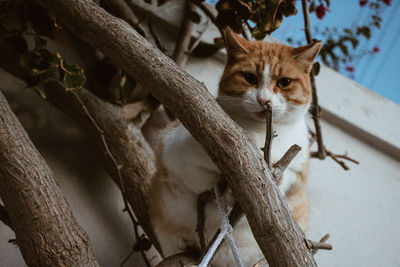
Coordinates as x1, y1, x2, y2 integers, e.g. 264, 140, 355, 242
194, 185, 244, 267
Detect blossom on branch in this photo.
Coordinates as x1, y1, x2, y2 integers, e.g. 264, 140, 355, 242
359, 0, 368, 7
315, 4, 330, 19
373, 46, 380, 53
345, 66, 355, 73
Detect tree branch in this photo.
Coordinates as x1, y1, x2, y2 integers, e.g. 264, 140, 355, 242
172, 0, 195, 68
301, 0, 326, 159
35, 0, 317, 265
307, 234, 332, 255
261, 103, 273, 169
272, 145, 302, 184
190, 0, 225, 38
0, 90, 99, 266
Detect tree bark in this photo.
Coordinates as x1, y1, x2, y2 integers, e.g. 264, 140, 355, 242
0, 90, 99, 267
0, 44, 161, 254
42, 79, 160, 252
35, 0, 317, 265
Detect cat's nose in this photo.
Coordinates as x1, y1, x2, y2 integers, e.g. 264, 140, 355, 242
257, 96, 269, 106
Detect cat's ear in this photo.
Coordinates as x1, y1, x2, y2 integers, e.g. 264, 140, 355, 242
293, 41, 322, 72
224, 27, 249, 56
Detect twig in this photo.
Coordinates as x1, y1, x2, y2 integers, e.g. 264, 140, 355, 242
306, 234, 332, 255
190, 0, 225, 39
0, 204, 13, 230
148, 19, 168, 55
187, 20, 210, 54
172, 0, 195, 67
324, 147, 359, 171
197, 201, 244, 265
272, 145, 302, 184
301, 0, 326, 159
70, 90, 151, 267
261, 103, 273, 169
120, 249, 135, 267
196, 190, 214, 251
309, 129, 359, 170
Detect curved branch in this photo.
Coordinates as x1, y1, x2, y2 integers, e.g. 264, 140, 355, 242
35, 0, 317, 265
0, 90, 99, 266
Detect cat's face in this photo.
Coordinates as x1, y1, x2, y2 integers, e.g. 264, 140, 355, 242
218, 28, 321, 125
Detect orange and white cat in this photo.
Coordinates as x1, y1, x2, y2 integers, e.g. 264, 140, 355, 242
149, 28, 321, 266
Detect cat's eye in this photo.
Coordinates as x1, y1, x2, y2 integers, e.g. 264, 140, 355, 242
241, 72, 258, 85
276, 77, 292, 88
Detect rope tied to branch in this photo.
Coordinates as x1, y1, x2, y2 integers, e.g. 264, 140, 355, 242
195, 184, 243, 267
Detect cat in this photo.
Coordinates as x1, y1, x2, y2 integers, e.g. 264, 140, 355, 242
149, 28, 322, 266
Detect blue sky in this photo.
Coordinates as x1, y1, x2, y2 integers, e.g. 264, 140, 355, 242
271, 0, 400, 105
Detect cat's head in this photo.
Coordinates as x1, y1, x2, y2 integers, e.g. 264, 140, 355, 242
217, 28, 321, 125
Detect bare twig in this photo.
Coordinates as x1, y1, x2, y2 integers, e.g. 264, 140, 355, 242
148, 19, 168, 55
272, 145, 302, 184
324, 148, 359, 171
301, 0, 326, 159
188, 21, 210, 54
307, 234, 332, 255
197, 201, 244, 265
190, 0, 225, 38
0, 204, 13, 230
261, 102, 274, 169
261, 104, 301, 184
173, 0, 195, 67
196, 190, 214, 251
261, 103, 273, 169
70, 90, 151, 267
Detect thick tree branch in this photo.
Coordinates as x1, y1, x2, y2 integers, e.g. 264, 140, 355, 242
0, 36, 161, 257
35, 0, 317, 265
0, 90, 99, 266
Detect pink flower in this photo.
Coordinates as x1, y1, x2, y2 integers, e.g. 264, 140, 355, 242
359, 0, 368, 6
316, 4, 330, 19
345, 66, 355, 73
373, 46, 380, 53
382, 0, 391, 5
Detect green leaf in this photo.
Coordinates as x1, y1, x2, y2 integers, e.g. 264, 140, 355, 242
338, 42, 349, 56
343, 28, 352, 35
357, 26, 371, 39
63, 70, 86, 90
60, 60, 86, 90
